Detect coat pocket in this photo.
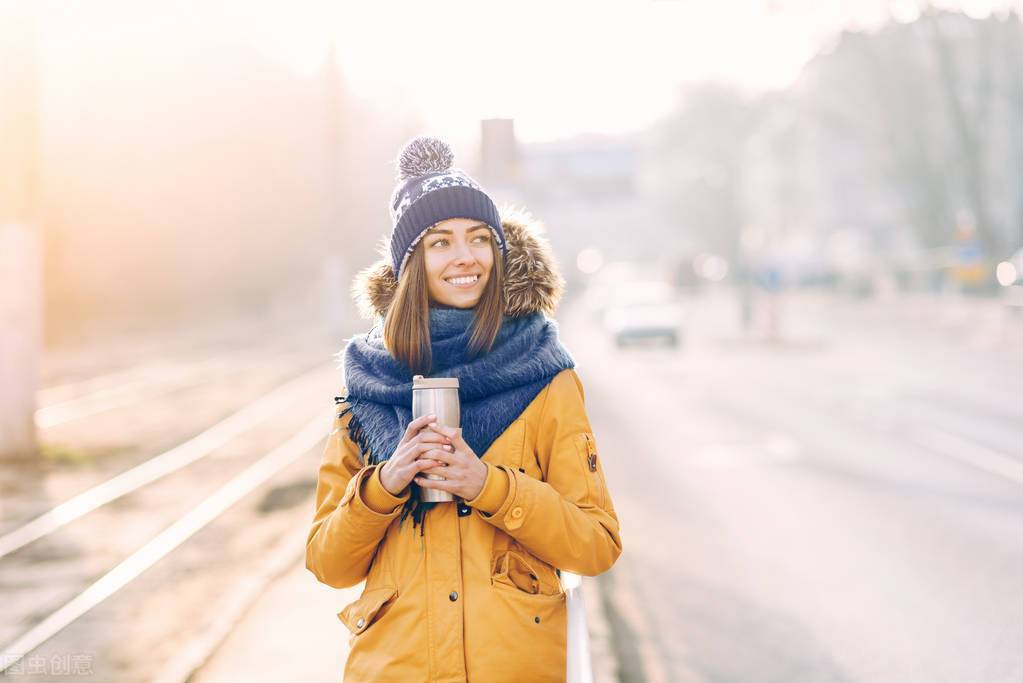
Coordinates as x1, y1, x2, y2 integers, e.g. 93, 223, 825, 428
493, 550, 542, 594
486, 577, 567, 669
492, 548, 563, 597
337, 585, 397, 636
575, 432, 606, 509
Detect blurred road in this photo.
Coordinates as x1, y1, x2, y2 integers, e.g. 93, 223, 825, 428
5, 288, 1020, 681
560, 289, 1023, 683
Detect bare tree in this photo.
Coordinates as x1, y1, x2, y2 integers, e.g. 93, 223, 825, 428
647, 85, 757, 263
920, 8, 1005, 256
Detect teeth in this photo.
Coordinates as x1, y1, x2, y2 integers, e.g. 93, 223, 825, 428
447, 275, 478, 285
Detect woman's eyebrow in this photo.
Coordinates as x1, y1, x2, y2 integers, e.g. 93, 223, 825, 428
427, 223, 489, 234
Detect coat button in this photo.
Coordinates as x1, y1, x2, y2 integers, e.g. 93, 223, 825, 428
356, 618, 365, 628
510, 507, 524, 519
449, 591, 458, 602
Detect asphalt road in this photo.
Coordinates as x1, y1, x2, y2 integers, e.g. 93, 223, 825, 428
559, 290, 1023, 683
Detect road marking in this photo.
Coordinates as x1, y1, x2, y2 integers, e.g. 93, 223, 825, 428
0, 411, 332, 674
915, 428, 1023, 486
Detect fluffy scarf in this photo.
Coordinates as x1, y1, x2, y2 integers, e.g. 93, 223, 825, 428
338, 304, 575, 527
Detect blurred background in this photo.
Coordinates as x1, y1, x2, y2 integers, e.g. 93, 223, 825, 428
1, 0, 1022, 681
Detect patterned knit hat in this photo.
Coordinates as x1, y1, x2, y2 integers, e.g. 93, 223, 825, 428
388, 136, 505, 280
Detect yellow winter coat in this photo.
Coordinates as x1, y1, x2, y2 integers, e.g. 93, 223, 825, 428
305, 209, 622, 682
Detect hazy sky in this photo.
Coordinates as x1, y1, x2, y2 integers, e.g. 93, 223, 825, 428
39, 0, 1023, 146
240, 0, 1021, 145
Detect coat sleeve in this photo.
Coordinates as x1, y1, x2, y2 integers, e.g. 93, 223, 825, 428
465, 369, 622, 576
305, 401, 410, 588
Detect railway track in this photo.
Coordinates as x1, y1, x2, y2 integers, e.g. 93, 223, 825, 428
0, 336, 341, 677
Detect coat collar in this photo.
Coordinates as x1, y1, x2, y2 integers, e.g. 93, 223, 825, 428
352, 206, 566, 319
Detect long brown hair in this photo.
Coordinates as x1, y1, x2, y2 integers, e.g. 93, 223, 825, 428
382, 235, 505, 375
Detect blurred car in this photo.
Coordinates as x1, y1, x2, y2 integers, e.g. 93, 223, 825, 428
580, 261, 646, 320
601, 280, 685, 348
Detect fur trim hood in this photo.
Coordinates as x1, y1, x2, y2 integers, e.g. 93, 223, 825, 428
352, 206, 566, 319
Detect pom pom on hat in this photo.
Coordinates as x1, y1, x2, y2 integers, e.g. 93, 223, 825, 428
397, 135, 454, 181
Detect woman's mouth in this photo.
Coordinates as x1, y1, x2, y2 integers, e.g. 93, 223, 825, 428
445, 274, 480, 288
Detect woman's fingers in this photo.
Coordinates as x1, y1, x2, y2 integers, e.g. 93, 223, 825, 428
395, 434, 448, 464
401, 414, 437, 443
404, 440, 450, 463
419, 463, 455, 478
416, 440, 454, 457
420, 447, 456, 465
414, 431, 451, 445
426, 423, 466, 448
415, 458, 444, 471
415, 475, 456, 491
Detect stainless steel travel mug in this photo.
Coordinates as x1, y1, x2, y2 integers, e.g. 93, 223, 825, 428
411, 375, 460, 503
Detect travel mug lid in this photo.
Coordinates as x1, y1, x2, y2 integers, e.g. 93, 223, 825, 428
412, 375, 459, 389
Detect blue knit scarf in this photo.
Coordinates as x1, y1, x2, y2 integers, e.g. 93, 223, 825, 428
338, 305, 575, 525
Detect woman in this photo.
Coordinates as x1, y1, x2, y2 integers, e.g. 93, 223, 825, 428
305, 136, 622, 683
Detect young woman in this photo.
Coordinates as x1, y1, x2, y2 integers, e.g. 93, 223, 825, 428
306, 136, 622, 683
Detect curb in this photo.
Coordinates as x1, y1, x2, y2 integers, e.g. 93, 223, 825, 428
584, 575, 620, 683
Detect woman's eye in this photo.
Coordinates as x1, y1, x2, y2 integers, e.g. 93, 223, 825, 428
430, 235, 488, 248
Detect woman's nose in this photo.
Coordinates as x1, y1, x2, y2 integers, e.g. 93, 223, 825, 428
451, 241, 474, 264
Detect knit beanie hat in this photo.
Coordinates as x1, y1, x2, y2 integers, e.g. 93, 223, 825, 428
388, 136, 506, 280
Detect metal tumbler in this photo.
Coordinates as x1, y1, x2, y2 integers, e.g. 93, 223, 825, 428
411, 375, 460, 503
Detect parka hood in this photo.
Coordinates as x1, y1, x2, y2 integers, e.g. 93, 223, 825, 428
351, 206, 566, 320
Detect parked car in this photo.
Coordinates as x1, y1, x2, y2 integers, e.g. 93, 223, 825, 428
601, 280, 685, 348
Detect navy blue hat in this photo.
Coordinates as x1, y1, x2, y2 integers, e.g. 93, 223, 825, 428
388, 136, 506, 280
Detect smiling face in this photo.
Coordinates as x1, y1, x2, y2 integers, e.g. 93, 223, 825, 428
422, 217, 495, 308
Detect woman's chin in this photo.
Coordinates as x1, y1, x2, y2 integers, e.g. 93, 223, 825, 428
432, 291, 482, 309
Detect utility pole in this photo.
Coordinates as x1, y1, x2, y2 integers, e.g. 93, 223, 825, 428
0, 0, 42, 461
319, 38, 354, 338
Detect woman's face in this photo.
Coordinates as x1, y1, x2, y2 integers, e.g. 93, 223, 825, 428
422, 217, 494, 308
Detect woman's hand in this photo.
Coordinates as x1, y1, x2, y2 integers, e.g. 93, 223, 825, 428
378, 414, 453, 496
415, 424, 488, 500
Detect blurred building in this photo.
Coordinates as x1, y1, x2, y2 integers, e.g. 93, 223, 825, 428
480, 118, 521, 188
480, 124, 687, 288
